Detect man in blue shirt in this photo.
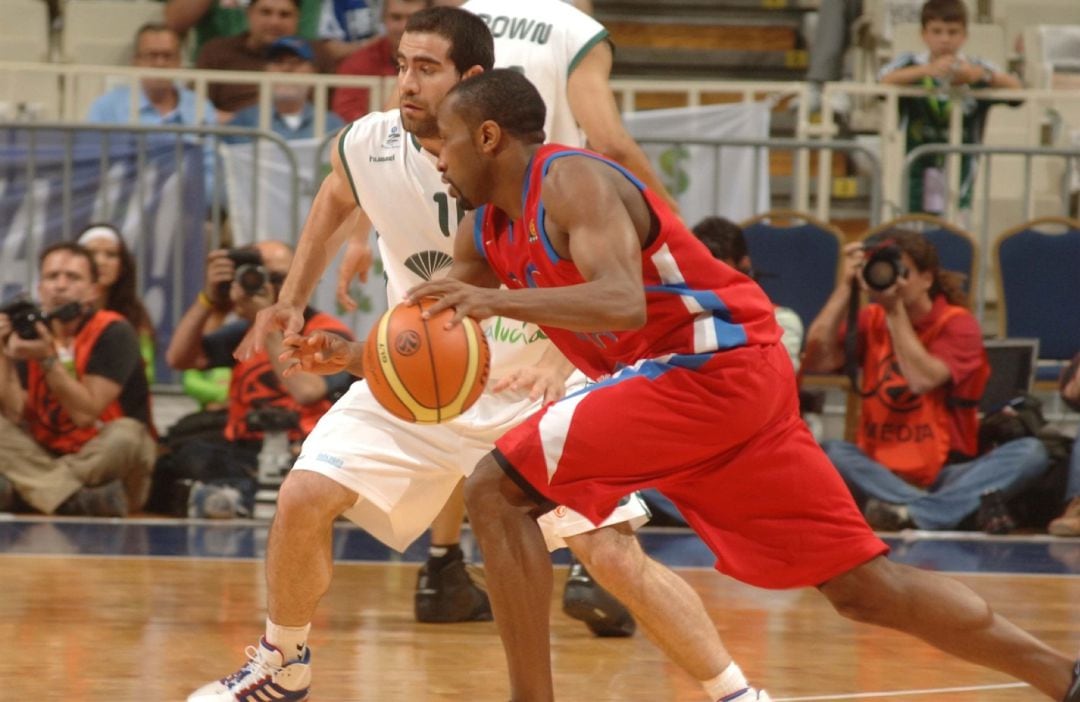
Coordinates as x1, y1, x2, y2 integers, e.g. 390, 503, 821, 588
86, 23, 217, 127
224, 36, 345, 143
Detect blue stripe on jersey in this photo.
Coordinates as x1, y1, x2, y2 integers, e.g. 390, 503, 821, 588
563, 358, 674, 402
535, 201, 561, 264
541, 150, 646, 190
663, 352, 718, 370
644, 283, 749, 350
473, 206, 488, 261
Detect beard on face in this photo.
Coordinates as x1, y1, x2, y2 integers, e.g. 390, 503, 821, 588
445, 179, 475, 211
402, 112, 438, 138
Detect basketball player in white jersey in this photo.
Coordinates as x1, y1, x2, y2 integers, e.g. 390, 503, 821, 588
332, 0, 679, 632
186, 8, 693, 701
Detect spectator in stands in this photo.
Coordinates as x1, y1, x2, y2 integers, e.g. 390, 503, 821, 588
0, 243, 156, 517
315, 0, 383, 67
86, 24, 217, 127
224, 37, 345, 142
1049, 355, 1080, 536
76, 224, 157, 384
805, 0, 862, 115
878, 0, 1022, 214
165, 0, 323, 61
196, 0, 334, 120
332, 0, 429, 121
803, 229, 1049, 532
150, 241, 353, 517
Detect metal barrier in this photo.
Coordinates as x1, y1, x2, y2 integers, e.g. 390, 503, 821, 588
0, 121, 301, 385
901, 142, 1080, 324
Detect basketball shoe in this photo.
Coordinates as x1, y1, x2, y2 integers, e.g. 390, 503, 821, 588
414, 551, 493, 623
562, 556, 636, 637
1065, 658, 1080, 702
188, 638, 310, 702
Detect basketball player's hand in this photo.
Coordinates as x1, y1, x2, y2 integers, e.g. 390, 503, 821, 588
336, 233, 373, 312
279, 330, 351, 376
406, 280, 498, 327
492, 367, 566, 404
235, 302, 306, 361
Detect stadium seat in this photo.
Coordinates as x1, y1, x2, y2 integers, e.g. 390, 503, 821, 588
739, 210, 844, 333
865, 213, 978, 295
992, 0, 1080, 65
0, 0, 58, 119
993, 216, 1080, 381
1022, 25, 1080, 89
61, 0, 165, 65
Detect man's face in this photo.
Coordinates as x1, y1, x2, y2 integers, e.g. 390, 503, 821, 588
268, 53, 315, 101
248, 0, 300, 49
38, 251, 96, 314
384, 0, 427, 52
922, 19, 967, 59
397, 31, 461, 138
436, 94, 485, 211
134, 30, 182, 93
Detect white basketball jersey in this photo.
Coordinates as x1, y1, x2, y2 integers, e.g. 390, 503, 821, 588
338, 111, 551, 380
464, 0, 608, 147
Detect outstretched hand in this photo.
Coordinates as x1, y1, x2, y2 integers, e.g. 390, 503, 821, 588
235, 302, 306, 361
279, 330, 353, 377
406, 279, 499, 327
336, 233, 374, 311
491, 366, 567, 404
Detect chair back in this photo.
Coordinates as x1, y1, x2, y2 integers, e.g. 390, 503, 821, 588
865, 214, 977, 295
994, 217, 1080, 373
739, 210, 844, 333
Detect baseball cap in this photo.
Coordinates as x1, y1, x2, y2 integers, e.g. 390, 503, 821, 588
267, 36, 314, 62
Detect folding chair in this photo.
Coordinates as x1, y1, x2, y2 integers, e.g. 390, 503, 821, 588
865, 213, 978, 295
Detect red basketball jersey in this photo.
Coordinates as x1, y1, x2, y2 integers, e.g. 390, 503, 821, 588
474, 144, 781, 379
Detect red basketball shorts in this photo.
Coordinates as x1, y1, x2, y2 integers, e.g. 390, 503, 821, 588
494, 342, 888, 589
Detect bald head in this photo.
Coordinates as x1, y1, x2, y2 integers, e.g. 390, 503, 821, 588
254, 240, 294, 276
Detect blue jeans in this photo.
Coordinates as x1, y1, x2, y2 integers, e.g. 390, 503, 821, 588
1069, 432, 1080, 501
821, 437, 1049, 530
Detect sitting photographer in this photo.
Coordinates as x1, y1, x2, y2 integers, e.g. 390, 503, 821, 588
0, 242, 156, 516
150, 241, 353, 517
803, 229, 1049, 532
1050, 356, 1080, 536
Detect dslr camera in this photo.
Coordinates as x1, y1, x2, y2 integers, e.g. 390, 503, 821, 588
221, 248, 284, 297
0, 297, 47, 340
861, 240, 908, 292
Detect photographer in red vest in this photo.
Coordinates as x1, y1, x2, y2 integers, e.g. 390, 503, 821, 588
804, 229, 1049, 532
0, 242, 156, 516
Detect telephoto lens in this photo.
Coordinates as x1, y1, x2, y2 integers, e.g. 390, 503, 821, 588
861, 242, 907, 291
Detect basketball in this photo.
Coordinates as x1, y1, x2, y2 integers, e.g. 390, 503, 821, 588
362, 298, 491, 424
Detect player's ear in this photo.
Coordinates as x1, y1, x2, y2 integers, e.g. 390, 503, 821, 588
462, 65, 484, 81
478, 119, 501, 154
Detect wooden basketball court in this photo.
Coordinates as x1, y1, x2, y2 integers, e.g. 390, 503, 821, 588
1, 518, 1077, 701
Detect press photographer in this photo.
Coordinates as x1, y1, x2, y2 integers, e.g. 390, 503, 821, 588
150, 241, 354, 518
0, 242, 156, 516
803, 228, 1049, 533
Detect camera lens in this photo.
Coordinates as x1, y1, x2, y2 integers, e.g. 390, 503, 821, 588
863, 258, 899, 291
235, 264, 269, 295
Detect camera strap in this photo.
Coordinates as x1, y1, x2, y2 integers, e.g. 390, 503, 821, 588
843, 279, 860, 390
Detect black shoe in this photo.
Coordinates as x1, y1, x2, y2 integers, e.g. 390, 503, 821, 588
976, 489, 1015, 535
414, 554, 492, 623
1064, 658, 1079, 702
0, 475, 14, 512
56, 480, 128, 517
864, 498, 914, 532
561, 559, 636, 638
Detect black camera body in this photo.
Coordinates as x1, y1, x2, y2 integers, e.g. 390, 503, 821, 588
861, 241, 908, 292
222, 248, 284, 297
246, 405, 300, 433
0, 298, 47, 340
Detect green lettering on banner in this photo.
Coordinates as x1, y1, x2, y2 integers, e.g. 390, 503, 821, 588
485, 317, 548, 345
659, 146, 690, 196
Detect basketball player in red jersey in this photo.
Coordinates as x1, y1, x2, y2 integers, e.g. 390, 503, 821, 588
404, 69, 1080, 702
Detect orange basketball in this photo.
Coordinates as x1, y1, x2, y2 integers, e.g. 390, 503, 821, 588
363, 298, 491, 424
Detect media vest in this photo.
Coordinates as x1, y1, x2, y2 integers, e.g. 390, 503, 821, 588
24, 310, 129, 454
856, 302, 990, 486
224, 310, 351, 442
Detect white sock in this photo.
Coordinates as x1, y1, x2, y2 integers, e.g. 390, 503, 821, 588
265, 618, 310, 662
702, 662, 750, 700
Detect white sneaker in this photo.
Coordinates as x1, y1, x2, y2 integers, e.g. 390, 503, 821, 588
720, 689, 772, 701
188, 637, 311, 701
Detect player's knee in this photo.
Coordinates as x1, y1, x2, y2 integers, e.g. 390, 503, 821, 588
570, 526, 644, 583
820, 556, 895, 624
275, 470, 356, 526
464, 452, 536, 522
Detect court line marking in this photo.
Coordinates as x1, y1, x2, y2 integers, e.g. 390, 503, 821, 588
775, 682, 1029, 700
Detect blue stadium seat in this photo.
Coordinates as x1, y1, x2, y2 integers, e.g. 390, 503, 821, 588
739, 210, 844, 335
994, 217, 1080, 381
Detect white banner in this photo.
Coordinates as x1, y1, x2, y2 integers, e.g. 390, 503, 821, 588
221, 138, 387, 340
623, 101, 771, 226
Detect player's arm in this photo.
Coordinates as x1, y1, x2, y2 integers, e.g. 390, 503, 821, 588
237, 134, 359, 360
164, 0, 213, 34
445, 211, 502, 289
567, 41, 679, 212
336, 208, 375, 311
412, 159, 645, 332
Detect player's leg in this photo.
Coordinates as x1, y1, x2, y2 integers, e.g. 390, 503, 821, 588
820, 556, 1077, 700
463, 452, 557, 702
189, 470, 357, 702
414, 480, 492, 623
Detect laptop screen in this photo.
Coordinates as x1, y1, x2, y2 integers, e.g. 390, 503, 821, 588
980, 339, 1039, 414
